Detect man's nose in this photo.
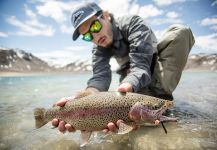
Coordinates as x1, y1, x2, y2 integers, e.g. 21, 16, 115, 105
92, 33, 101, 43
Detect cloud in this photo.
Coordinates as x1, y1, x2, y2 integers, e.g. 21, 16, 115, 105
33, 0, 163, 35
211, 25, 217, 30
153, 29, 168, 40
195, 33, 217, 52
138, 4, 163, 18
99, 0, 132, 17
166, 11, 179, 18
153, 0, 186, 6
211, 0, 217, 6
24, 5, 47, 28
200, 17, 217, 30
36, 1, 83, 23
35, 50, 81, 67
35, 1, 86, 34
99, 0, 163, 18
149, 17, 183, 25
200, 17, 217, 26
6, 5, 55, 36
34, 45, 93, 66
64, 45, 92, 52
0, 32, 8, 37
60, 24, 73, 34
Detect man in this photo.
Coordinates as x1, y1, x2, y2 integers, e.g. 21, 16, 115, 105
52, 2, 195, 133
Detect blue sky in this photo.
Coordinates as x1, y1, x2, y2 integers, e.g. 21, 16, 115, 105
0, 0, 217, 65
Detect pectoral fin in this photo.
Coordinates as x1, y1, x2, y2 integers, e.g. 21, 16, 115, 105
118, 122, 137, 135
80, 130, 92, 147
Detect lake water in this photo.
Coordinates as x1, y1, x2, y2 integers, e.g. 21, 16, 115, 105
0, 72, 216, 150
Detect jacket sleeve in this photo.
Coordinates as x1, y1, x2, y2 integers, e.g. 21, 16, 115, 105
87, 46, 112, 91
121, 15, 154, 92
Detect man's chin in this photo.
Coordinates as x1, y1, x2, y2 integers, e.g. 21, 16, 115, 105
101, 40, 112, 48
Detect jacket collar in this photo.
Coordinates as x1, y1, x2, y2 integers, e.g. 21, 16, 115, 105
110, 15, 123, 48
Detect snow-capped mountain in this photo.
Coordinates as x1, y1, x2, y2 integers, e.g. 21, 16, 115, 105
0, 47, 216, 73
185, 53, 217, 71
0, 48, 54, 72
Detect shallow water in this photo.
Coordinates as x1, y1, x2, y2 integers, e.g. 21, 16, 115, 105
0, 72, 216, 150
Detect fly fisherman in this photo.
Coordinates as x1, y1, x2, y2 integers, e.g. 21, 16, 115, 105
52, 2, 195, 133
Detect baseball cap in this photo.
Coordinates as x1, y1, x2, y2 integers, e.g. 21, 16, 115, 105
71, 2, 102, 41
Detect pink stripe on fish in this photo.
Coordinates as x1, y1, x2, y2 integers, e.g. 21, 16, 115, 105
61, 107, 128, 119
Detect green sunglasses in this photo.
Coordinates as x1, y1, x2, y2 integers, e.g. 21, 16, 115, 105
82, 17, 103, 42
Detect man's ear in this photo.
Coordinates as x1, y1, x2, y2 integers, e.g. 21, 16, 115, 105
102, 11, 111, 21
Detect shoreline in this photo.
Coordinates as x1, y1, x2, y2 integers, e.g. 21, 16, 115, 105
0, 70, 216, 77
0, 71, 91, 77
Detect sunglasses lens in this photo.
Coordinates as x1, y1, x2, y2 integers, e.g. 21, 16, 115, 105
90, 20, 102, 33
82, 32, 93, 41
82, 20, 102, 42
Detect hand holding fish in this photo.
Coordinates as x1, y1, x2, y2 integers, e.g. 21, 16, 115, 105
51, 87, 125, 133
51, 84, 133, 133
102, 83, 134, 133
118, 82, 133, 92
51, 97, 76, 133
51, 95, 125, 133
52, 87, 100, 133
35, 90, 177, 146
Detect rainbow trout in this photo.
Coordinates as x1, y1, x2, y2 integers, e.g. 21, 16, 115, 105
34, 92, 177, 145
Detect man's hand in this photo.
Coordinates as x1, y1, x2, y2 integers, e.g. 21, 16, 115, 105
117, 82, 133, 92
52, 85, 135, 134
52, 97, 76, 133
102, 83, 134, 133
52, 88, 99, 133
52, 95, 125, 133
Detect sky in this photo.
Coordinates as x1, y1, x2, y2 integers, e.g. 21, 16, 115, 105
0, 0, 217, 65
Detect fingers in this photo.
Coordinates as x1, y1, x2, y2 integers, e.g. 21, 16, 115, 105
117, 87, 127, 92
116, 119, 124, 127
103, 120, 125, 134
65, 123, 76, 132
52, 96, 76, 133
155, 120, 160, 125
117, 83, 133, 92
52, 118, 59, 127
58, 121, 66, 133
55, 97, 71, 107
107, 122, 118, 132
52, 118, 75, 133
102, 128, 109, 134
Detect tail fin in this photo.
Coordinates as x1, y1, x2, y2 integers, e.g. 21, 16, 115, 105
34, 108, 48, 128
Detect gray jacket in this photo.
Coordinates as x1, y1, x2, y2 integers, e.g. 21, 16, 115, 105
87, 15, 157, 92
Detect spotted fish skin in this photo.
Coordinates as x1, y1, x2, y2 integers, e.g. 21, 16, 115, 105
34, 92, 174, 131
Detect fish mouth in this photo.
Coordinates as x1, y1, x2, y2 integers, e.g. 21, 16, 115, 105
155, 104, 171, 119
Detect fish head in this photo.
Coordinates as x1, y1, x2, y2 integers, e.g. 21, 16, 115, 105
129, 100, 174, 123
154, 100, 173, 117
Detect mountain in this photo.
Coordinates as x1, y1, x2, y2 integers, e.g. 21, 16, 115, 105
0, 48, 54, 72
0, 47, 216, 73
61, 60, 92, 72
185, 54, 217, 71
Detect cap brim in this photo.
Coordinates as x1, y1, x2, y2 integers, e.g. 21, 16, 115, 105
72, 30, 80, 41
72, 11, 98, 41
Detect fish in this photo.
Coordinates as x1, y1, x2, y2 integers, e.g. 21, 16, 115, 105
34, 91, 177, 146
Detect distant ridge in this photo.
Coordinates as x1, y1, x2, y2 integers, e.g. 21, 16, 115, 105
185, 53, 217, 71
0, 47, 216, 73
0, 48, 54, 72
